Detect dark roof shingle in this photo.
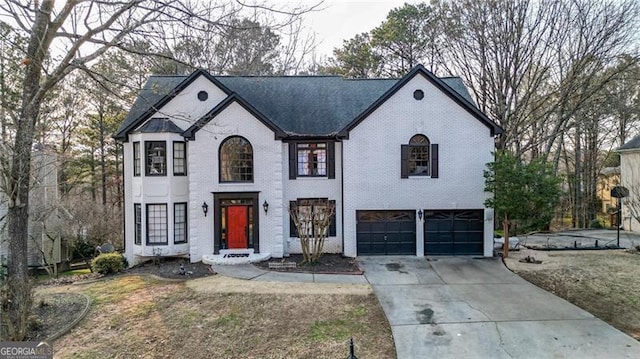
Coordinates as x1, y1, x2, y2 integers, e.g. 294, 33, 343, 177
115, 70, 484, 140
618, 134, 640, 151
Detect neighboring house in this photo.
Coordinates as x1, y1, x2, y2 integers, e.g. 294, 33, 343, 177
618, 135, 640, 232
114, 65, 502, 265
0, 145, 72, 270
598, 166, 620, 214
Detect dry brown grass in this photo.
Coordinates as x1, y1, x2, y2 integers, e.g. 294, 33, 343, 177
505, 248, 640, 340
48, 275, 395, 358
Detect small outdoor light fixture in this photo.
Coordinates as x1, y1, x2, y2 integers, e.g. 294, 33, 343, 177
263, 200, 269, 214
202, 201, 209, 217
417, 209, 423, 221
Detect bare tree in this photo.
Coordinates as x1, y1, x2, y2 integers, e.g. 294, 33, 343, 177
0, 0, 317, 340
289, 199, 336, 264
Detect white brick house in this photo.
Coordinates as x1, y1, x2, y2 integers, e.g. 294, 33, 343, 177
114, 65, 502, 265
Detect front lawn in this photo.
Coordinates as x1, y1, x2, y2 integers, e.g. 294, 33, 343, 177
504, 248, 640, 340
44, 275, 395, 358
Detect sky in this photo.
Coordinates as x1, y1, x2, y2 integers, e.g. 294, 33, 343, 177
299, 0, 420, 57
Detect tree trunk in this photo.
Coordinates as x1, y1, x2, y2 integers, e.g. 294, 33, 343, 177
2, 0, 54, 341
502, 213, 510, 259
99, 111, 107, 207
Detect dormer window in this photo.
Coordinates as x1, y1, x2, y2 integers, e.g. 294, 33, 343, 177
146, 141, 166, 176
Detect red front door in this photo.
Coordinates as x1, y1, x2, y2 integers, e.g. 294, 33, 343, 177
227, 206, 248, 249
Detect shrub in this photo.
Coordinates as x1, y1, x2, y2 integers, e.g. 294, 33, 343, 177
590, 219, 603, 229
92, 253, 126, 275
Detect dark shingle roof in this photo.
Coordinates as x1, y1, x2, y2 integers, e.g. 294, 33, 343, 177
618, 134, 640, 151
136, 118, 183, 134
115, 69, 485, 140
216, 76, 398, 135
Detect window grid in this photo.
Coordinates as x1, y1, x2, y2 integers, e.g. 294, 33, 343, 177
133, 142, 140, 176
146, 204, 168, 245
220, 136, 253, 182
134, 204, 141, 245
145, 141, 166, 176
297, 143, 327, 177
173, 142, 187, 176
174, 203, 187, 244
409, 135, 430, 176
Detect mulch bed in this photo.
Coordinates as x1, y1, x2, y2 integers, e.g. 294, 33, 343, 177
126, 257, 215, 279
253, 254, 362, 274
26, 293, 87, 341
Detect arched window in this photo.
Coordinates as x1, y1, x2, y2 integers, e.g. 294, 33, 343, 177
219, 136, 253, 182
408, 134, 430, 176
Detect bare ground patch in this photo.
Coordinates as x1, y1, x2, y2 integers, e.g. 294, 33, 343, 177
51, 275, 394, 358
504, 248, 640, 340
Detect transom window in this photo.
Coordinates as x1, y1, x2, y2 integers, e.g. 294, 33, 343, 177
133, 142, 140, 176
408, 134, 430, 176
297, 143, 327, 176
145, 141, 166, 176
174, 203, 187, 244
220, 136, 253, 182
146, 204, 167, 245
173, 142, 187, 176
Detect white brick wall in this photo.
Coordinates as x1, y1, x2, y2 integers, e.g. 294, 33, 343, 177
283, 142, 343, 255
342, 74, 495, 257
188, 101, 284, 261
141, 75, 228, 131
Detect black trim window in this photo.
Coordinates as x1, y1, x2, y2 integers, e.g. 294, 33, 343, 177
409, 134, 430, 176
133, 142, 140, 176
134, 203, 141, 245
289, 198, 337, 237
145, 141, 166, 176
146, 204, 168, 245
297, 143, 327, 176
401, 135, 439, 178
174, 203, 187, 244
220, 136, 253, 182
173, 142, 187, 176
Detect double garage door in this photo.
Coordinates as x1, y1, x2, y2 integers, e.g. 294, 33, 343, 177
356, 210, 484, 255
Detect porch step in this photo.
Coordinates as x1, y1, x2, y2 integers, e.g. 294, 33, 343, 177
202, 251, 271, 266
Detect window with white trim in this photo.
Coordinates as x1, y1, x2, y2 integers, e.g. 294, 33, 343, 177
174, 203, 187, 244
134, 203, 141, 245
146, 204, 167, 244
173, 142, 187, 176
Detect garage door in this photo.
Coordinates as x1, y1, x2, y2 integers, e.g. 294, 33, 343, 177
357, 210, 416, 255
424, 210, 484, 255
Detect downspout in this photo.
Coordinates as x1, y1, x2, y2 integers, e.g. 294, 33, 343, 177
340, 140, 345, 256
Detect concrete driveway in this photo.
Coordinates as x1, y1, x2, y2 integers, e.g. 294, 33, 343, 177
359, 256, 640, 358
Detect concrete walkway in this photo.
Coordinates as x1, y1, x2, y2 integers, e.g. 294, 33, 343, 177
359, 256, 640, 358
210, 263, 368, 284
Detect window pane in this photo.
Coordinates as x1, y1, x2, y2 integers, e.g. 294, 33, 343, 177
173, 142, 186, 175
146, 141, 166, 175
174, 203, 187, 244
408, 135, 430, 176
220, 137, 253, 182
290, 198, 336, 237
297, 143, 327, 176
147, 204, 167, 244
133, 142, 140, 176
134, 204, 141, 245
